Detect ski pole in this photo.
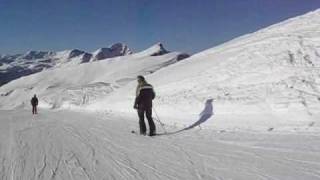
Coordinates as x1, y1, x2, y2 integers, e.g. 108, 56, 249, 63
152, 107, 167, 133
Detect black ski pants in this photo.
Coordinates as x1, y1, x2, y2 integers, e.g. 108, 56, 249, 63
137, 107, 155, 134
32, 105, 37, 114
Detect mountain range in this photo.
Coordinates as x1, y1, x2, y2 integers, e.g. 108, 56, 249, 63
0, 43, 135, 86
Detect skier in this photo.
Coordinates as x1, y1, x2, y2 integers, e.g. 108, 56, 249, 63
31, 94, 38, 114
134, 75, 156, 136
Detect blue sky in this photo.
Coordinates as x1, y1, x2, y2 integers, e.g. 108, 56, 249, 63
0, 0, 320, 54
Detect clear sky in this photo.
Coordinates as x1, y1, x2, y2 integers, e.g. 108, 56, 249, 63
1, 0, 320, 54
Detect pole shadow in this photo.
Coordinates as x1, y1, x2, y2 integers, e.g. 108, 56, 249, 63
157, 98, 214, 136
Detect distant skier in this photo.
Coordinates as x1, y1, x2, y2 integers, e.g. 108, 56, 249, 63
134, 75, 156, 136
31, 94, 38, 114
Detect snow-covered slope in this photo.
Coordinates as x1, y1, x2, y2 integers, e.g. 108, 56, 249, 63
0, 43, 189, 109
88, 9, 320, 130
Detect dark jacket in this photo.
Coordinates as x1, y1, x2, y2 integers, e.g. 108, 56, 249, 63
31, 97, 38, 106
134, 83, 155, 109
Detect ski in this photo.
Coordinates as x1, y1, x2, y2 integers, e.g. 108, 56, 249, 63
131, 130, 156, 137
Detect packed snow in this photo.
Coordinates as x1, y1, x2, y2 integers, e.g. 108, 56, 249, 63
1, 109, 319, 180
0, 9, 320, 180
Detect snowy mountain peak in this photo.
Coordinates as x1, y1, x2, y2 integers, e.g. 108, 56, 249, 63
110, 43, 133, 55
135, 42, 170, 57
66, 49, 86, 59
91, 43, 132, 61
149, 43, 169, 56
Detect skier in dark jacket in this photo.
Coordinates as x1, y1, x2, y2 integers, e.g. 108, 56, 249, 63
31, 94, 38, 114
134, 75, 156, 136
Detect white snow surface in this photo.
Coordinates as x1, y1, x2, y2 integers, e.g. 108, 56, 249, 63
0, 109, 319, 180
0, 9, 320, 180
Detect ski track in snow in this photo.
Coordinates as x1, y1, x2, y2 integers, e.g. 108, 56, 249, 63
0, 109, 320, 180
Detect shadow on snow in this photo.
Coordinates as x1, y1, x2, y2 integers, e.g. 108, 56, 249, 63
156, 98, 214, 136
